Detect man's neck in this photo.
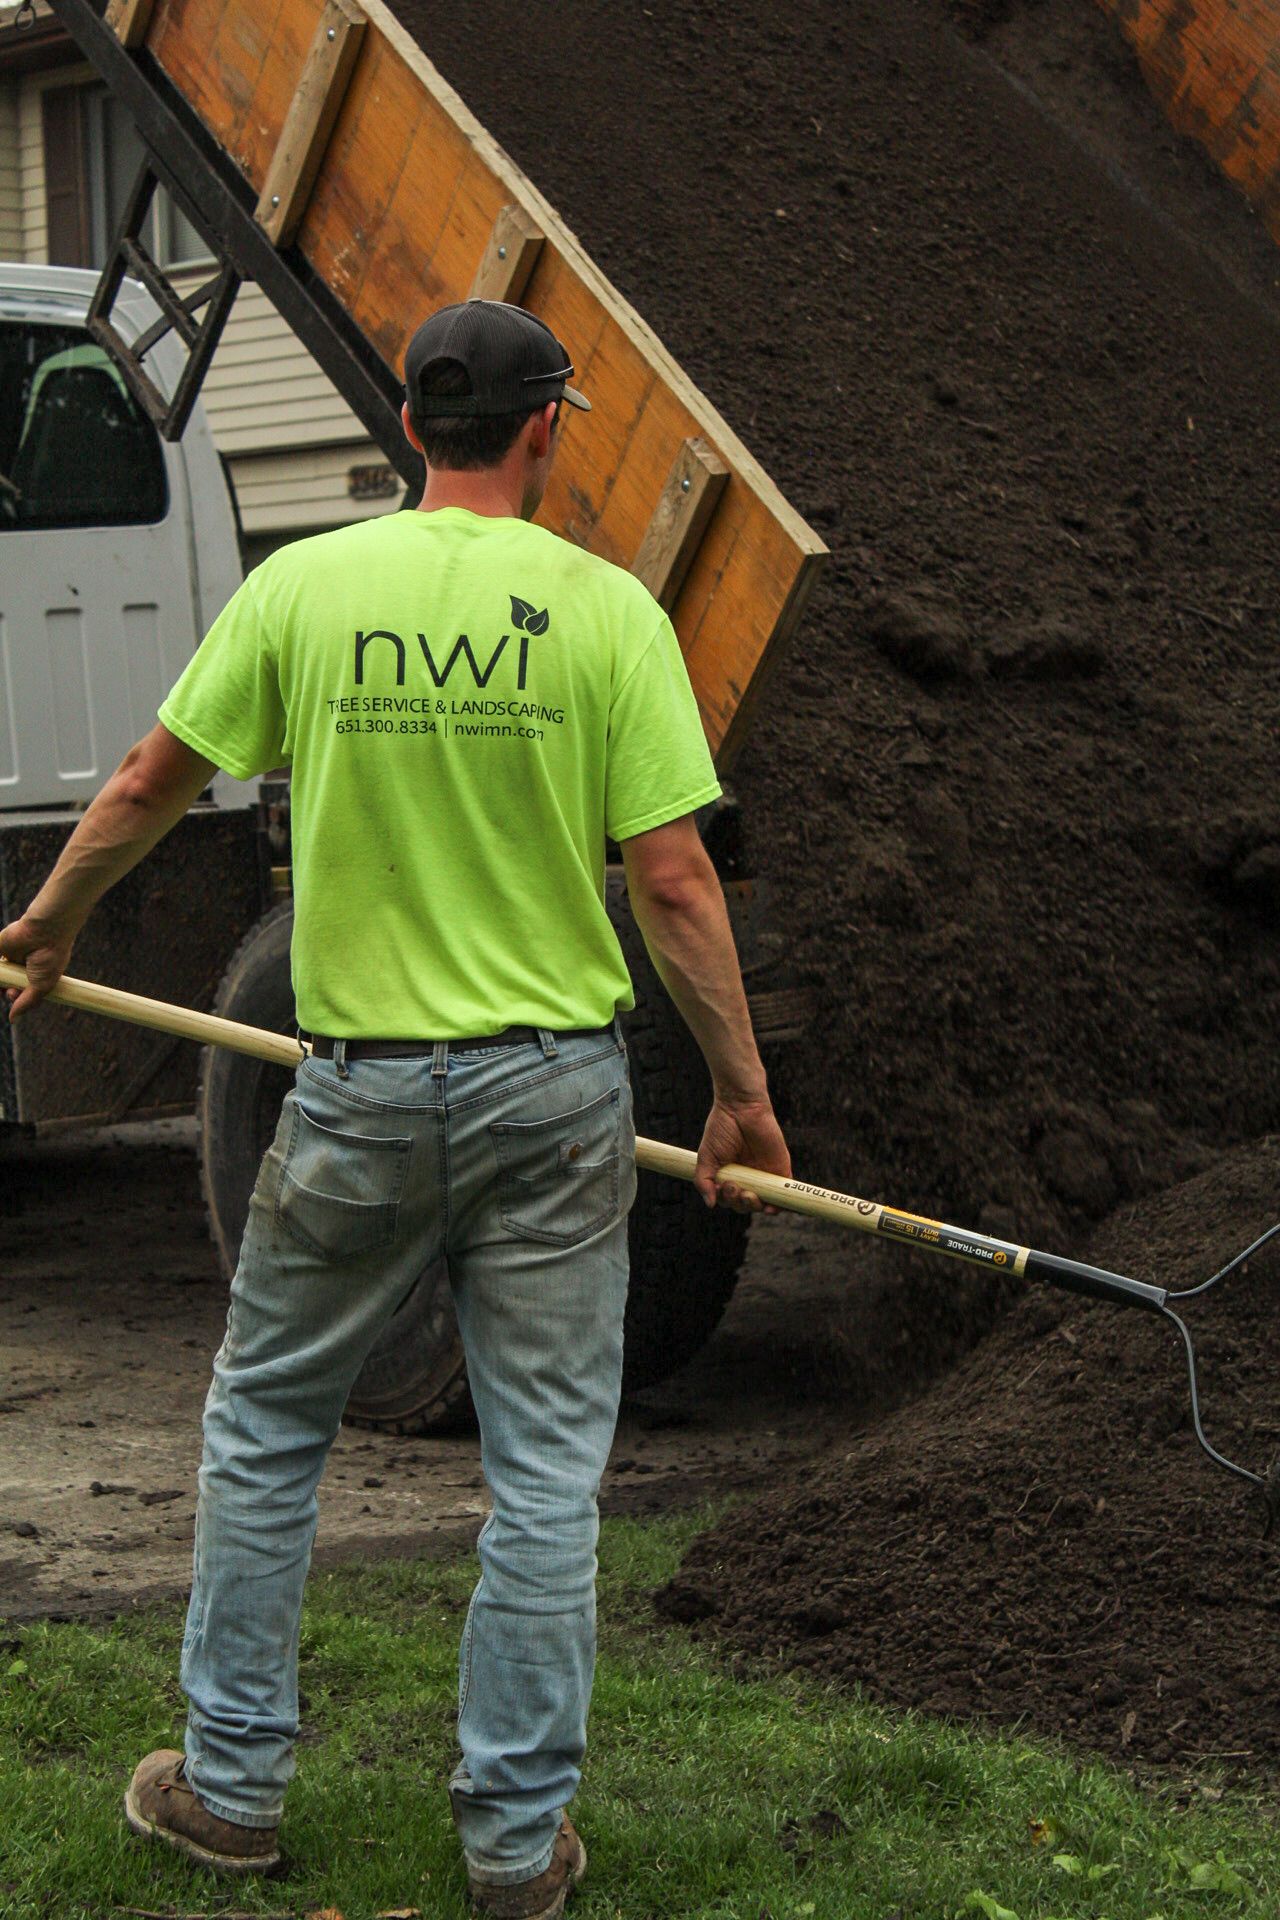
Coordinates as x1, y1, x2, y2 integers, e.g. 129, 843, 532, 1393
417, 465, 525, 519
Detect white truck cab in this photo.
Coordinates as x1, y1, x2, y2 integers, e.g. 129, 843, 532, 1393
0, 263, 267, 1133
0, 263, 243, 814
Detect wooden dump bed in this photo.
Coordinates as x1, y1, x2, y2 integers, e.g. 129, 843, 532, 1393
1095, 0, 1280, 248
66, 0, 827, 769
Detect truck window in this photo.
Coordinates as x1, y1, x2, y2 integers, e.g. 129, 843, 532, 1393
0, 322, 168, 531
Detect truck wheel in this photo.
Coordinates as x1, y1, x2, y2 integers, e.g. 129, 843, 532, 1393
196, 902, 471, 1433
198, 901, 296, 1281
606, 871, 750, 1390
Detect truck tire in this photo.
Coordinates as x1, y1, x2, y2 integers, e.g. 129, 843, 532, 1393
199, 884, 750, 1432
196, 902, 471, 1433
198, 900, 296, 1281
606, 870, 751, 1390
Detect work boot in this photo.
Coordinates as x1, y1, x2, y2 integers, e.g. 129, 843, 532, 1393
124, 1749, 282, 1876
468, 1818, 587, 1919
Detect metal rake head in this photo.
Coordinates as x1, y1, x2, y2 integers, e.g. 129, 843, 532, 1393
1158, 1222, 1280, 1535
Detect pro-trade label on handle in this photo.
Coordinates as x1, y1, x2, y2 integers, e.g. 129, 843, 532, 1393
877, 1208, 1027, 1275
780, 1179, 881, 1217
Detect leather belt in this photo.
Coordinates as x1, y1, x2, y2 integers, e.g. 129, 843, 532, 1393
303, 1024, 614, 1061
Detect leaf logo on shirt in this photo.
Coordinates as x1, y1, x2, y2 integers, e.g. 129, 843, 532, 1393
509, 595, 550, 636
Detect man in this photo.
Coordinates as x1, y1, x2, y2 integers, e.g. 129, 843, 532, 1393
0, 298, 790, 1916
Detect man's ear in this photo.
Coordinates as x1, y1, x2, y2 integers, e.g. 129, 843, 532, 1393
402, 400, 425, 454
527, 401, 558, 460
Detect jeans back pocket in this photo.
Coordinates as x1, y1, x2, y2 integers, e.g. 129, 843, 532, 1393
491, 1086, 621, 1247
275, 1100, 412, 1262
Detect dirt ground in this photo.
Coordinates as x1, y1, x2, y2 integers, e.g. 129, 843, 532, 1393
407, 0, 1280, 1251
659, 1137, 1280, 1781
0, 1116, 886, 1623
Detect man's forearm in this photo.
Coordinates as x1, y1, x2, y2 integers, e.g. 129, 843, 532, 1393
626, 871, 768, 1103
23, 748, 207, 939
2, 724, 217, 1019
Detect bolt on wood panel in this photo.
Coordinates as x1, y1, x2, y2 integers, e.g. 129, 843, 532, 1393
255, 0, 366, 247
138, 0, 828, 767
468, 205, 545, 304
632, 440, 730, 613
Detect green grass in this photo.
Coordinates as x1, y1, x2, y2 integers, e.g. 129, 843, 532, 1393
0, 1506, 1275, 1919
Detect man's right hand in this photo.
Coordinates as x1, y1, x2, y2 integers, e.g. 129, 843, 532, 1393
0, 916, 74, 1021
694, 1095, 792, 1213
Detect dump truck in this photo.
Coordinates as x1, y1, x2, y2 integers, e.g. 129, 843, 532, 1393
0, 0, 828, 1430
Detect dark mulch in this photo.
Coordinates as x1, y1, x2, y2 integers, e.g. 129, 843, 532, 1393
404, 0, 1280, 1254
658, 1140, 1280, 1776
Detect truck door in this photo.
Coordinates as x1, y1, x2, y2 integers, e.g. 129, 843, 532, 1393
0, 313, 201, 811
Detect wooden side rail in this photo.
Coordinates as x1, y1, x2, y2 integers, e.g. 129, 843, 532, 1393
105, 0, 158, 50
255, 0, 367, 247
77, 0, 827, 768
632, 439, 730, 613
468, 204, 545, 304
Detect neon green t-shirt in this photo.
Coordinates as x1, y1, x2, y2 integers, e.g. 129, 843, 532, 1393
159, 508, 721, 1038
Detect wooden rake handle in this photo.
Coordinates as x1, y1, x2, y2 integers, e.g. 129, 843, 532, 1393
0, 957, 305, 1068
1, 959, 1158, 1317
0, 957, 861, 1224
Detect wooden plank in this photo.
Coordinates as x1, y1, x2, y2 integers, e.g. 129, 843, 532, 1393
712, 539, 827, 769
144, 0, 829, 767
302, 32, 450, 354
631, 438, 729, 612
468, 203, 544, 303
528, 252, 649, 558
106, 0, 159, 50
255, 0, 366, 246
150, 0, 291, 179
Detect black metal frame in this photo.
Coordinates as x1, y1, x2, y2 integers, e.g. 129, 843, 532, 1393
47, 0, 424, 486
87, 157, 241, 440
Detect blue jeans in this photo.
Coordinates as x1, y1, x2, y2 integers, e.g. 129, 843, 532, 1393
179, 1025, 636, 1886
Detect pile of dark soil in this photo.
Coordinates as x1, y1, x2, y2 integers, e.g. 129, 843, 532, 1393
398, 0, 1280, 1767
658, 1140, 1280, 1775
408, 0, 1280, 1258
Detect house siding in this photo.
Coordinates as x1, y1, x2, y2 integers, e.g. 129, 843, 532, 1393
170, 275, 372, 456
232, 444, 409, 534
168, 272, 400, 535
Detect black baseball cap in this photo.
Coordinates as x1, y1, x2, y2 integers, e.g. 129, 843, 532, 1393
404, 299, 591, 418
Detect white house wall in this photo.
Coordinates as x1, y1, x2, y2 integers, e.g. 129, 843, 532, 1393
167, 272, 400, 536
168, 276, 367, 456
231, 443, 408, 533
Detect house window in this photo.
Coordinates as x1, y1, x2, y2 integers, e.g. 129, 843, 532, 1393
42, 82, 207, 271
